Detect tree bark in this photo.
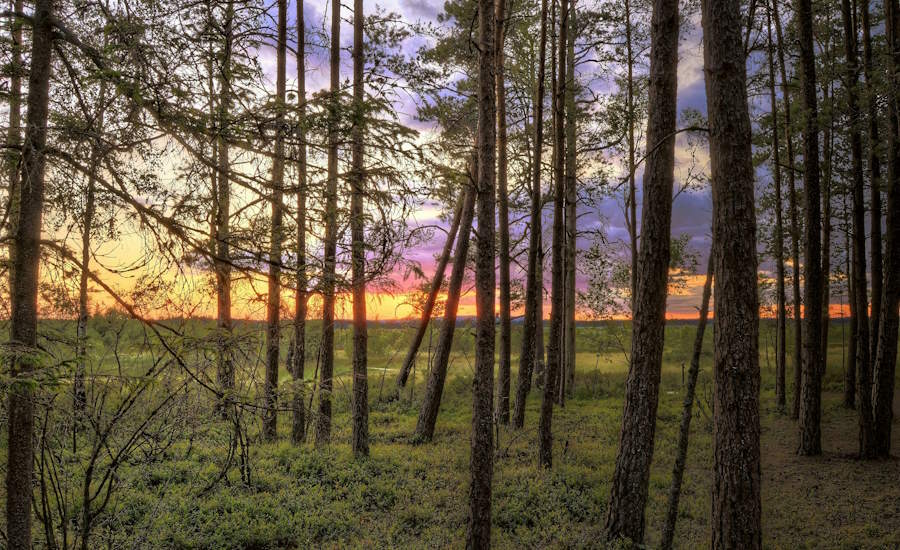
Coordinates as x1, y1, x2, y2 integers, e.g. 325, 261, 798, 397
845, 212, 858, 409
415, 183, 476, 442
513, 0, 549, 430
796, 0, 825, 456
765, 2, 788, 412
350, 0, 369, 458
820, 80, 833, 373
872, 0, 900, 458
772, 0, 804, 420
292, 0, 308, 445
396, 196, 464, 391
6, 0, 54, 545
495, 0, 512, 424
701, 0, 762, 541
539, 0, 569, 470
215, 1, 235, 419
466, 0, 496, 540
263, 0, 288, 442
840, 0, 877, 457
604, 0, 678, 538
860, 0, 882, 364
564, 0, 577, 399
660, 252, 713, 550
625, 0, 638, 309
316, 0, 342, 446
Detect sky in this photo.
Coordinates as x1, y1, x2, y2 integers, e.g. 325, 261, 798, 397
61, 0, 855, 322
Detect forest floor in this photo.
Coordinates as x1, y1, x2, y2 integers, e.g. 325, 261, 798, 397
5, 320, 900, 548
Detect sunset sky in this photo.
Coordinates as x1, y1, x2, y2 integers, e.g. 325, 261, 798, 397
57, 0, 853, 322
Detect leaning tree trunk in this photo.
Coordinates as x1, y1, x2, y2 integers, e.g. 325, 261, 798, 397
772, 0, 804, 420
563, 0, 577, 399
466, 0, 497, 540
860, 0, 883, 364
415, 182, 476, 442
396, 196, 464, 391
765, 2, 787, 412
513, 0, 549, 430
539, 0, 569, 469
292, 0, 308, 444
796, 0, 825, 456
350, 0, 369, 458
660, 251, 713, 550
7, 0, 54, 545
495, 0, 512, 424
872, 0, 900, 458
701, 0, 762, 542
840, 0, 877, 457
263, 0, 287, 442
316, 0, 342, 446
604, 0, 678, 538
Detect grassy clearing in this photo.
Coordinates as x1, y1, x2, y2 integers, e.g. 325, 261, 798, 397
2, 319, 898, 548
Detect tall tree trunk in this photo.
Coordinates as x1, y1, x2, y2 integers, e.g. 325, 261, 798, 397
660, 252, 713, 550
845, 208, 858, 408
860, 0, 882, 361
495, 0, 512, 425
701, 0, 762, 542
563, 0, 577, 399
820, 81, 833, 372
216, 1, 235, 419
872, 0, 900, 458
292, 0, 308, 445
415, 183, 476, 442
350, 0, 369, 457
796, 0, 825, 456
76, 81, 106, 415
840, 0, 877, 457
766, 1, 788, 412
539, 0, 568, 469
316, 0, 342, 446
772, 0, 804, 420
625, 0, 638, 308
604, 0, 678, 538
396, 196, 464, 391
466, 0, 496, 540
263, 0, 287, 442
513, 0, 549, 430
6, 0, 54, 545
3, 0, 22, 235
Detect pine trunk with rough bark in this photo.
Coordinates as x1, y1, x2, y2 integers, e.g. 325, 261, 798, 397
466, 0, 496, 539
660, 252, 713, 550
701, 0, 762, 541
215, 2, 235, 419
539, 0, 568, 469
872, 0, 900, 458
604, 0, 678, 538
6, 0, 54, 545
496, 0, 512, 425
513, 0, 549, 430
563, 0, 577, 399
766, 2, 787, 412
772, 0, 804, 420
840, 0, 877, 457
796, 0, 825, 456
316, 0, 342, 446
263, 0, 287, 441
860, 0, 882, 363
415, 183, 476, 442
396, 196, 464, 391
350, 0, 369, 457
292, 0, 308, 444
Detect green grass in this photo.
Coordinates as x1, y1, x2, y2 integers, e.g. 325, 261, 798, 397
3, 318, 899, 548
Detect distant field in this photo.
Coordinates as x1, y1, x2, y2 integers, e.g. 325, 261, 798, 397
2, 318, 898, 548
